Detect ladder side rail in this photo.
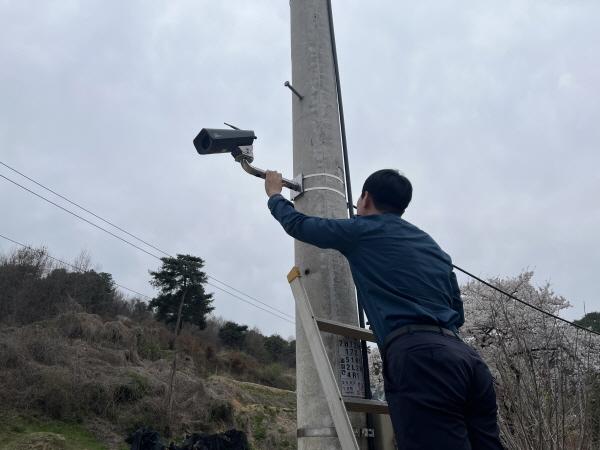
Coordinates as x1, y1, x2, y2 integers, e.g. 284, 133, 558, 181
289, 271, 360, 450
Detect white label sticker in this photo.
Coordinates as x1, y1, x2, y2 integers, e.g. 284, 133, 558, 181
338, 337, 365, 398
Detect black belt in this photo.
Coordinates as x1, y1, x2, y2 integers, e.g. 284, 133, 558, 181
383, 324, 461, 351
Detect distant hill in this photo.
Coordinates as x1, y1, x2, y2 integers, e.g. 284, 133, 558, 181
0, 312, 297, 449
0, 247, 297, 449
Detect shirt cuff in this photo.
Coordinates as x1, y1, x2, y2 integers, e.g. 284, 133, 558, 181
267, 193, 285, 210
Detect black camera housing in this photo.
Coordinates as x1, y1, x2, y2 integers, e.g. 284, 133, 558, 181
194, 128, 257, 155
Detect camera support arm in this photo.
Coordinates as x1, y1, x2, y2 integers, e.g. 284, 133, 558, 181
232, 146, 302, 193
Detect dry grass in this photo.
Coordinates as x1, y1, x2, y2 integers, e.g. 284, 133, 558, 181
0, 312, 297, 449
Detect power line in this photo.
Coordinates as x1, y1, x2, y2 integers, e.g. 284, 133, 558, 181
4, 161, 592, 335
0, 231, 294, 324
0, 161, 294, 320
205, 276, 293, 319
452, 264, 600, 337
203, 280, 294, 324
0, 232, 293, 324
0, 161, 170, 257
0, 173, 163, 259
0, 171, 294, 322
0, 233, 152, 300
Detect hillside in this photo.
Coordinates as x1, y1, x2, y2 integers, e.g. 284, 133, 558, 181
0, 311, 297, 450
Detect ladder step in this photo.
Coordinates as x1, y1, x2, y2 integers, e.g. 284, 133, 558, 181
343, 397, 389, 415
315, 317, 377, 342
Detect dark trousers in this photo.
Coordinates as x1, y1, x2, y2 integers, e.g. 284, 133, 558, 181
383, 331, 503, 449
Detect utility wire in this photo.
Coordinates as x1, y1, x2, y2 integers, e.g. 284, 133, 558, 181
0, 173, 163, 260
452, 264, 600, 337
325, 2, 374, 441
0, 161, 294, 320
0, 233, 152, 300
2, 162, 594, 335
203, 280, 294, 324
0, 179, 294, 323
0, 161, 170, 258
0, 232, 293, 324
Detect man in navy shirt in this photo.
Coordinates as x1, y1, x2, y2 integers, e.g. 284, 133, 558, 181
265, 168, 503, 449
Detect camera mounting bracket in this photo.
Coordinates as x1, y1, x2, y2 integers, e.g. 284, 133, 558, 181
231, 145, 303, 194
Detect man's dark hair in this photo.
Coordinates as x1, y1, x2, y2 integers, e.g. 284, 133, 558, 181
361, 169, 412, 215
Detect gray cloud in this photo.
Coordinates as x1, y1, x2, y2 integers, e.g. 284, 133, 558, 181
1, 0, 598, 337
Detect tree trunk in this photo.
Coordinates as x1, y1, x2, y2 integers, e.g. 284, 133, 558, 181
166, 287, 188, 430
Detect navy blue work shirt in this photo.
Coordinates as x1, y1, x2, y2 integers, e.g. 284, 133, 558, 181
268, 194, 464, 345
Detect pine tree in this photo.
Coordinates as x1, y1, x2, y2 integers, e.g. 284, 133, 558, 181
148, 254, 214, 331
148, 254, 214, 428
574, 312, 600, 333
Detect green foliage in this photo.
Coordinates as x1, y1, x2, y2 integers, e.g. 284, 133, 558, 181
251, 413, 267, 441
257, 363, 294, 391
0, 247, 137, 324
112, 374, 150, 404
148, 254, 214, 330
209, 401, 233, 424
219, 321, 248, 349
136, 332, 163, 361
0, 415, 108, 450
264, 335, 295, 367
574, 312, 600, 332
81, 382, 112, 417
263, 335, 287, 359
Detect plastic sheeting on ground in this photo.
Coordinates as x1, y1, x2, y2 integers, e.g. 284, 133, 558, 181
127, 427, 249, 450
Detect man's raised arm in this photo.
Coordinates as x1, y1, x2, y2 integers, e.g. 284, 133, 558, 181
265, 170, 358, 253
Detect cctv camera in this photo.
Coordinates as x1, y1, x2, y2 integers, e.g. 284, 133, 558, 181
194, 128, 257, 155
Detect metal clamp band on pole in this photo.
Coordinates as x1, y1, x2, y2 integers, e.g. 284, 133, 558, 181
303, 172, 345, 185
297, 427, 375, 438
302, 186, 346, 199
297, 427, 338, 438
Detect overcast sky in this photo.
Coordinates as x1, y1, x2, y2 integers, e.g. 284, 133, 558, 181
1, 0, 598, 338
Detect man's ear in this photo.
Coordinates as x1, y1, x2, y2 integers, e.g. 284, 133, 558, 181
362, 191, 373, 209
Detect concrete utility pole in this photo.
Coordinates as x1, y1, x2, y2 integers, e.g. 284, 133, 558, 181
290, 1, 367, 448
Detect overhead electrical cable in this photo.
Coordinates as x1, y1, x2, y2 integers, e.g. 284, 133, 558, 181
0, 232, 293, 324
203, 276, 293, 319
451, 264, 600, 337
1, 164, 595, 335
0, 174, 294, 323
0, 233, 152, 300
0, 173, 163, 259
0, 160, 294, 320
325, 2, 374, 443
0, 161, 170, 257
202, 281, 294, 324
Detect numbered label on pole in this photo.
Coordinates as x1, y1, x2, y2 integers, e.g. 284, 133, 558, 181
338, 337, 364, 398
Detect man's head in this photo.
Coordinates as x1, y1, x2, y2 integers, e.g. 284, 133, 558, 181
357, 169, 412, 216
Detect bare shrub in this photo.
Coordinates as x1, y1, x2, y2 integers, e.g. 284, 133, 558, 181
100, 320, 135, 348
195, 317, 224, 351
55, 312, 103, 342
0, 339, 23, 369
209, 400, 234, 424
225, 351, 259, 376
120, 397, 169, 434
257, 364, 295, 391
21, 328, 69, 366
135, 324, 169, 361
112, 373, 151, 404
28, 367, 82, 420
81, 381, 113, 417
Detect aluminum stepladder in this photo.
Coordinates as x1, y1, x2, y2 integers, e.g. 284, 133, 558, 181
287, 266, 390, 450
